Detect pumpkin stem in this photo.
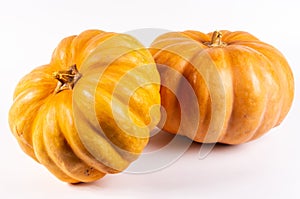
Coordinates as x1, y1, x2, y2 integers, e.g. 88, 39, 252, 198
206, 30, 227, 47
53, 64, 82, 93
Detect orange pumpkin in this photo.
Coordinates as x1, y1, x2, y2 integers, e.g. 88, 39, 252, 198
8, 30, 161, 183
150, 30, 294, 144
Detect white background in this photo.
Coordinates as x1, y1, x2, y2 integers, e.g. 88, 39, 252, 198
1, 0, 299, 198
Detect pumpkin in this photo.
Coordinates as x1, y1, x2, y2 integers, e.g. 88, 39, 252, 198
150, 30, 294, 144
8, 29, 161, 183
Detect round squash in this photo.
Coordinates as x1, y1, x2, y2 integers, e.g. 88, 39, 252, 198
8, 29, 161, 183
150, 30, 294, 144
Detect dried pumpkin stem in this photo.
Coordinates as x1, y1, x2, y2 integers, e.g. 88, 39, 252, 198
206, 30, 227, 47
53, 64, 82, 93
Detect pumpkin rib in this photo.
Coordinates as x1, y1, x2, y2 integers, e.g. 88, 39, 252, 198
96, 87, 149, 153
9, 67, 57, 160
181, 47, 232, 142
222, 46, 271, 144
70, 29, 105, 60
221, 31, 259, 42
41, 92, 105, 183
239, 48, 287, 141
32, 101, 78, 183
50, 36, 76, 70
228, 42, 288, 124
232, 41, 294, 126
10, 90, 45, 160
12, 66, 54, 98
194, 48, 233, 142
73, 32, 116, 69
74, 115, 132, 172
59, 95, 119, 174
128, 85, 161, 128
61, 116, 121, 174
102, 63, 160, 128
182, 30, 211, 44
71, 83, 132, 171
77, 91, 137, 166
151, 52, 190, 133
150, 32, 207, 53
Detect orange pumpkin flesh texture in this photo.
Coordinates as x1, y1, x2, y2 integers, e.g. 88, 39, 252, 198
8, 30, 161, 183
150, 30, 294, 144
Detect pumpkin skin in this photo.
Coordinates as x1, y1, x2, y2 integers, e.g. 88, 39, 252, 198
150, 30, 294, 144
8, 30, 161, 183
